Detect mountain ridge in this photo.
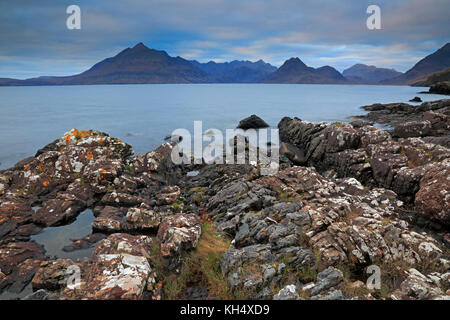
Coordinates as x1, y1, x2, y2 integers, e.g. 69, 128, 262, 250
263, 57, 349, 84
1, 42, 449, 86
382, 42, 450, 85
343, 63, 403, 83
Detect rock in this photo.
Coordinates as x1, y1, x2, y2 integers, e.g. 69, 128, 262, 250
221, 244, 276, 275
99, 192, 144, 208
310, 267, 343, 296
429, 81, 450, 95
32, 259, 82, 292
22, 289, 59, 300
0, 242, 45, 293
92, 233, 152, 257
75, 233, 154, 300
422, 111, 449, 133
237, 114, 269, 129
279, 142, 307, 164
157, 214, 202, 266
124, 204, 161, 232
156, 186, 180, 205
32, 195, 87, 227
410, 97, 422, 103
370, 151, 408, 188
359, 99, 450, 131
394, 121, 432, 138
350, 119, 373, 128
62, 233, 107, 252
311, 288, 345, 300
273, 284, 299, 300
414, 159, 450, 225
1, 121, 449, 300
86, 253, 152, 300
395, 268, 443, 299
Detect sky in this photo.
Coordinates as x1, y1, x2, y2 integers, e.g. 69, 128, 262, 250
0, 0, 449, 79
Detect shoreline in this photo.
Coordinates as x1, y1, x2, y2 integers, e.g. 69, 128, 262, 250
0, 99, 449, 300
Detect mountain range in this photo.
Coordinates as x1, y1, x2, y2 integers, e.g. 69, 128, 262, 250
263, 58, 348, 84
382, 43, 450, 85
191, 59, 277, 83
342, 64, 403, 83
0, 42, 449, 86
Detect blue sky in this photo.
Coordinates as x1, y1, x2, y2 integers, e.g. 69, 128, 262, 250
0, 0, 449, 79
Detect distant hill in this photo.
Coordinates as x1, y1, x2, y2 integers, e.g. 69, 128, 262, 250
263, 58, 348, 84
383, 42, 450, 85
412, 67, 450, 86
1, 43, 214, 85
343, 63, 402, 83
191, 59, 277, 83
2, 42, 449, 86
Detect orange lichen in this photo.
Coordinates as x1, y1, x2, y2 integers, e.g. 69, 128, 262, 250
64, 134, 72, 145
42, 180, 50, 187
99, 169, 108, 175
86, 152, 94, 161
38, 163, 44, 171
24, 164, 29, 171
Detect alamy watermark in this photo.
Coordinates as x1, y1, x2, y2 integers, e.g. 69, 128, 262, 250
169, 121, 279, 175
66, 5, 381, 31
66, 5, 81, 30
367, 5, 381, 30
66, 265, 81, 290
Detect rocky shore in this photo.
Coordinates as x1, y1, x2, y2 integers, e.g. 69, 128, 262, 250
0, 101, 449, 300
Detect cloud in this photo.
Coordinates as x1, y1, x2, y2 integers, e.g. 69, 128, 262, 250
0, 0, 449, 78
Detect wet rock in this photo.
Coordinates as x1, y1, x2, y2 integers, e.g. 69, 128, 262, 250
279, 142, 307, 165
62, 233, 107, 252
410, 97, 422, 103
237, 114, 269, 129
92, 206, 126, 232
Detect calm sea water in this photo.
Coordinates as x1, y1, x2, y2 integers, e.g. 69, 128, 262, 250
0, 84, 443, 170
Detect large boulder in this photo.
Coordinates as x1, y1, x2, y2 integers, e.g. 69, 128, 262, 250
415, 159, 450, 225
237, 114, 269, 129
